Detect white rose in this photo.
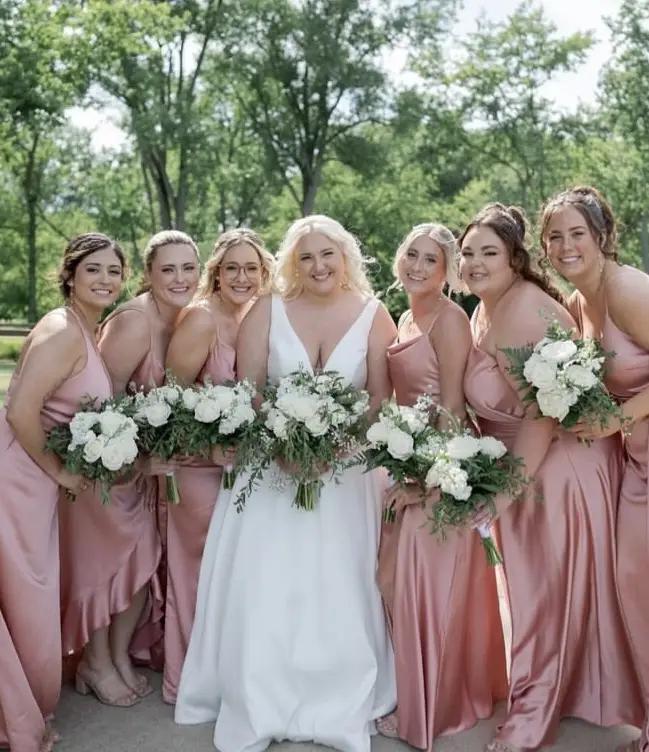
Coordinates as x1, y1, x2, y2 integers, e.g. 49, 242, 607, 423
98, 409, 125, 438
523, 353, 557, 390
276, 393, 320, 423
182, 389, 200, 410
478, 436, 507, 459
386, 428, 414, 460
120, 438, 139, 464
536, 387, 575, 421
101, 441, 127, 472
208, 385, 236, 412
305, 414, 329, 436
70, 412, 100, 442
445, 434, 482, 460
539, 339, 578, 363
158, 385, 180, 404
366, 419, 390, 445
270, 411, 289, 439
564, 364, 599, 390
83, 434, 106, 463
399, 406, 426, 434
194, 397, 222, 423
143, 400, 172, 427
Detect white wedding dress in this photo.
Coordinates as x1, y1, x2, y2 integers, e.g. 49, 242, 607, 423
175, 294, 396, 752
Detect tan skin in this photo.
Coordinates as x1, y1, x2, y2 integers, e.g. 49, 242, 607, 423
459, 226, 574, 539
6, 246, 124, 751
166, 242, 263, 466
78, 242, 200, 706
236, 231, 396, 474
544, 206, 649, 441
384, 235, 471, 515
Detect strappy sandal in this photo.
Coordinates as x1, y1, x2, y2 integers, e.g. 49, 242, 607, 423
376, 712, 399, 739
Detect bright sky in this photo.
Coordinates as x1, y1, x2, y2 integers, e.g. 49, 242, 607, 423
66, 0, 621, 151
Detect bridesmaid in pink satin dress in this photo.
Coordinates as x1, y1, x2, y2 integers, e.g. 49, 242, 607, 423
540, 185, 649, 752
59, 230, 200, 706
162, 229, 274, 704
460, 203, 642, 752
376, 223, 507, 749
0, 233, 125, 751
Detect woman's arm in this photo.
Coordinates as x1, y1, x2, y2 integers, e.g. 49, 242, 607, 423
166, 306, 215, 386
236, 296, 272, 392
6, 315, 86, 491
98, 309, 150, 393
430, 305, 471, 430
365, 302, 398, 417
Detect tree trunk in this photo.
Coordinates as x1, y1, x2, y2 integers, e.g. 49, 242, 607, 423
640, 212, 649, 272
23, 130, 40, 323
301, 159, 323, 216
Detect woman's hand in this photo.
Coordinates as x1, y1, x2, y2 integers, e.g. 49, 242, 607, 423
566, 414, 624, 442
383, 483, 440, 517
470, 492, 511, 528
58, 468, 90, 496
210, 446, 238, 467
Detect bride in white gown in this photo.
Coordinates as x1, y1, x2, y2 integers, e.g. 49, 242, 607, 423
175, 216, 397, 752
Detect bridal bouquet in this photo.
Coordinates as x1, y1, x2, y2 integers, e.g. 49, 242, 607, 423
174, 380, 257, 489
236, 368, 370, 511
364, 395, 442, 521
502, 321, 619, 429
426, 432, 527, 565
46, 399, 139, 504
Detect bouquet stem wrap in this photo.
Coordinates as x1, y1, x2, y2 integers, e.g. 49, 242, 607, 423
165, 471, 180, 504
476, 523, 502, 566
222, 464, 236, 490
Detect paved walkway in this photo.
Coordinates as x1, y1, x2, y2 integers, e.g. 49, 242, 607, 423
54, 672, 639, 752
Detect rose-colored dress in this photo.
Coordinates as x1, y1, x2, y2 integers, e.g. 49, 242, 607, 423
464, 310, 643, 749
59, 296, 164, 663
600, 309, 649, 749
377, 305, 507, 750
163, 304, 236, 704
0, 307, 108, 751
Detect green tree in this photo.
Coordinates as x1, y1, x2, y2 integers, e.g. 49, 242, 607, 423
601, 0, 649, 269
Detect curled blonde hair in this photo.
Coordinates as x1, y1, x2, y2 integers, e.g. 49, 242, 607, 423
137, 230, 200, 295
197, 228, 274, 298
393, 223, 462, 293
274, 215, 374, 299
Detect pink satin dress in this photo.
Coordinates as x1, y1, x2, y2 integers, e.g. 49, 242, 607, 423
59, 296, 164, 664
163, 309, 235, 704
377, 305, 507, 750
0, 307, 109, 752
464, 312, 643, 750
601, 310, 649, 749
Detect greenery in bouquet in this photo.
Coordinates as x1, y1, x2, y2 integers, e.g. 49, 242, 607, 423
235, 367, 370, 512
46, 397, 139, 505
426, 432, 528, 565
502, 320, 621, 431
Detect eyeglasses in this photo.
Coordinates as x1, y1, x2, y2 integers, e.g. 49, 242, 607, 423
221, 263, 262, 278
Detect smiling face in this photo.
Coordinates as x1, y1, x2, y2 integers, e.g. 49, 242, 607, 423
459, 225, 517, 300
295, 231, 346, 297
397, 234, 447, 297
71, 246, 124, 311
218, 242, 263, 306
543, 205, 602, 283
148, 243, 200, 309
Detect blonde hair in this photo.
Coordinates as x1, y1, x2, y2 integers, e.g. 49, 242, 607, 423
197, 228, 274, 298
274, 215, 374, 299
393, 223, 462, 293
137, 230, 199, 295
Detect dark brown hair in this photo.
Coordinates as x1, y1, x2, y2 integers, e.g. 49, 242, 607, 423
539, 185, 618, 262
137, 230, 200, 295
59, 233, 126, 299
459, 203, 563, 303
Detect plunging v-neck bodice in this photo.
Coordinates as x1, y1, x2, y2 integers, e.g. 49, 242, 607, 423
268, 295, 379, 388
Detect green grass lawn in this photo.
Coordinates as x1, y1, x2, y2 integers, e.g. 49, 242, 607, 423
0, 363, 14, 404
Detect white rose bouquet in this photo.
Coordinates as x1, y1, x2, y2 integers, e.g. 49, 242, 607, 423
502, 321, 620, 429
171, 380, 257, 489
426, 432, 527, 565
46, 399, 139, 504
363, 395, 443, 521
235, 367, 370, 511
